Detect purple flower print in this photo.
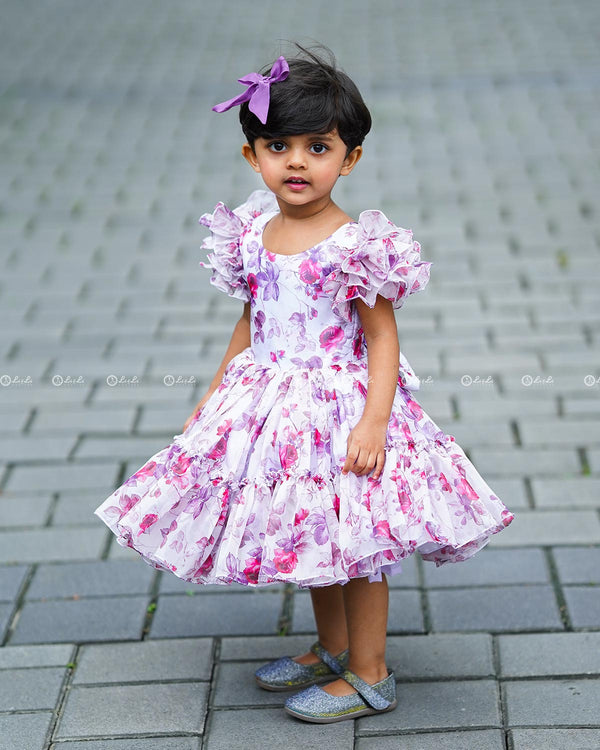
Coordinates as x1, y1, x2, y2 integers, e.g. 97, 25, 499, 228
257, 263, 280, 301
253, 310, 266, 344
319, 325, 344, 352
307, 509, 330, 545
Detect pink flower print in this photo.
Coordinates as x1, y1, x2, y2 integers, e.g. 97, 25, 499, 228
216, 419, 232, 436
401, 422, 416, 454
172, 453, 193, 476
273, 548, 298, 574
319, 325, 344, 352
439, 472, 452, 493
374, 520, 392, 539
247, 273, 259, 298
138, 513, 158, 535
405, 399, 423, 421
279, 443, 298, 470
299, 258, 321, 285
352, 328, 365, 357
133, 461, 157, 481
456, 476, 480, 501
207, 433, 229, 461
196, 554, 214, 576
294, 508, 309, 526
269, 349, 285, 362
355, 380, 368, 398
399, 489, 411, 513
501, 509, 515, 526
243, 556, 261, 583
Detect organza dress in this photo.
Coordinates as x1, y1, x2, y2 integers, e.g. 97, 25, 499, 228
93, 189, 515, 588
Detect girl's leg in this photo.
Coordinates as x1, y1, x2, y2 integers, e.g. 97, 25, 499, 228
321, 574, 390, 696
293, 584, 349, 664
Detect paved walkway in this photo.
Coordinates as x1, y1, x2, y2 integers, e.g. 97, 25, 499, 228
0, 0, 599, 748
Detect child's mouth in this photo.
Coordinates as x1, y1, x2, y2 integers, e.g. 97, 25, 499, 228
285, 177, 309, 190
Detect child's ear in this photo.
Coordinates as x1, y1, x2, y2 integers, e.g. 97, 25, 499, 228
242, 143, 261, 173
340, 146, 363, 176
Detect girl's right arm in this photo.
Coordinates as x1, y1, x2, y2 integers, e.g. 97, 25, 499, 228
182, 302, 251, 431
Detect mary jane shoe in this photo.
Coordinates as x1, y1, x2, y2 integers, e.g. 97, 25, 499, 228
254, 640, 349, 691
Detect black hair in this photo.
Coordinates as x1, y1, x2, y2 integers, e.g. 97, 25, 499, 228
239, 43, 371, 155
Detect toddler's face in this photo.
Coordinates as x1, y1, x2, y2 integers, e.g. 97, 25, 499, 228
242, 130, 362, 209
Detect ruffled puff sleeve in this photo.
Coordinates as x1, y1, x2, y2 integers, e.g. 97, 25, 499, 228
198, 189, 278, 302
322, 210, 433, 322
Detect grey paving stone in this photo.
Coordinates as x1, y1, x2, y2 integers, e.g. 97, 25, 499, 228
293, 588, 425, 634
73, 637, 213, 684
206, 707, 354, 750
4, 462, 119, 492
467, 448, 580, 477
553, 547, 600, 583
26, 560, 155, 599
0, 564, 28, 600
0, 495, 53, 527
504, 679, 600, 726
53, 492, 120, 525
76, 436, 172, 459
56, 682, 208, 739
562, 586, 600, 628
532, 478, 600, 509
220, 634, 320, 661
0, 667, 65, 710
149, 592, 281, 637
0, 713, 53, 750
0, 527, 106, 563
510, 728, 600, 750
356, 730, 505, 750
213, 661, 285, 707
0, 643, 74, 669
358, 679, 500, 732
423, 547, 549, 587
51, 740, 201, 750
498, 632, 600, 677
387, 633, 494, 678
0, 436, 76, 463
428, 585, 563, 632
0, 603, 13, 641
519, 419, 600, 447
487, 510, 600, 547
31, 406, 137, 433
9, 596, 149, 644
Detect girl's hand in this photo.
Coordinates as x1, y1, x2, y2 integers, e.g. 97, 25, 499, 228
342, 417, 388, 479
182, 390, 214, 432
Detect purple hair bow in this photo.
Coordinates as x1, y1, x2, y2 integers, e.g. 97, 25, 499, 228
212, 56, 289, 124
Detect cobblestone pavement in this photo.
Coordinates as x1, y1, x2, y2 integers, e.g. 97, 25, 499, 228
1, 0, 599, 748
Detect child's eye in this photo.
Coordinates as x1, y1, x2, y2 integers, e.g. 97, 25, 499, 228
267, 141, 287, 152
310, 143, 328, 154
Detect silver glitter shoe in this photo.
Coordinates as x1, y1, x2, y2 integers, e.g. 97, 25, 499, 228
254, 641, 349, 692
284, 668, 398, 723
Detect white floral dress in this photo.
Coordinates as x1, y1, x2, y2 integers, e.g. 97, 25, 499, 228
93, 189, 515, 588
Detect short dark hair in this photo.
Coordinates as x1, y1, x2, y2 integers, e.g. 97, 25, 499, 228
239, 43, 371, 154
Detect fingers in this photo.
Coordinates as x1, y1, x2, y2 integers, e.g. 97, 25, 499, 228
342, 442, 386, 478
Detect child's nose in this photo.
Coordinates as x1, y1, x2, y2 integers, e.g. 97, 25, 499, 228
286, 149, 307, 169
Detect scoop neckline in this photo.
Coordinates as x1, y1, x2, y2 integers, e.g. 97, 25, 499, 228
258, 210, 357, 258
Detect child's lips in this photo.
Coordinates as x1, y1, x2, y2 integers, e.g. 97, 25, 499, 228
285, 177, 309, 190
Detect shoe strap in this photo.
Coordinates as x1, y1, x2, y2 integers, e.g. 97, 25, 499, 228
340, 668, 392, 710
310, 641, 346, 674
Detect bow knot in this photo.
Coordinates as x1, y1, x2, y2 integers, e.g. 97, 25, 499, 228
212, 56, 290, 124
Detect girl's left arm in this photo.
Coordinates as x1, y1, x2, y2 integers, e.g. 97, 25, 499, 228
342, 296, 400, 480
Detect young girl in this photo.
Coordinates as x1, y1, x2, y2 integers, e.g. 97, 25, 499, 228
94, 45, 515, 724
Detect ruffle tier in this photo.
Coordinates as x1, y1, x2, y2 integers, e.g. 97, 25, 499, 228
94, 349, 515, 588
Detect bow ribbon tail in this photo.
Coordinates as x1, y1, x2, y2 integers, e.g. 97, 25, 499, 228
212, 84, 256, 114
247, 81, 271, 124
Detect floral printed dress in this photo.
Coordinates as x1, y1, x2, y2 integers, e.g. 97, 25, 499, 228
93, 189, 515, 588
